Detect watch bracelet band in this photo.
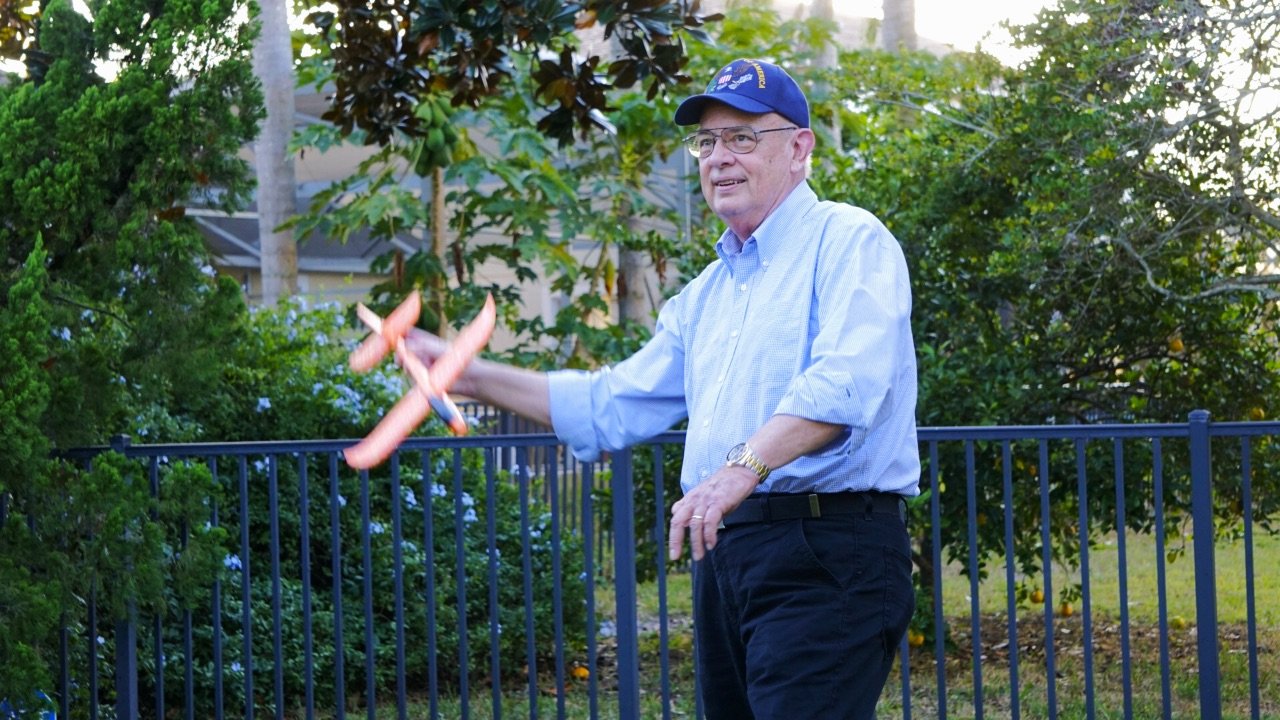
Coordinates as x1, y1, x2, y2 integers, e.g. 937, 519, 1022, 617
728, 442, 771, 482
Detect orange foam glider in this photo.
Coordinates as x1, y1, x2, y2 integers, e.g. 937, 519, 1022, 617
343, 291, 496, 469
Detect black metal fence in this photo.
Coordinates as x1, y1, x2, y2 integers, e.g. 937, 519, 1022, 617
10, 411, 1277, 719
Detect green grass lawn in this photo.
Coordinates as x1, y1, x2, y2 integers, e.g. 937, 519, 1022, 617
313, 527, 1277, 719
936, 525, 1280, 625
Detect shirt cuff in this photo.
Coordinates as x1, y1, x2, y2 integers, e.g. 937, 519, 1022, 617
547, 370, 604, 462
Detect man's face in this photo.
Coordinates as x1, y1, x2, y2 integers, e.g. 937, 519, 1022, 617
695, 104, 810, 241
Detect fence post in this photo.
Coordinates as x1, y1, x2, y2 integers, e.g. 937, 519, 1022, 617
109, 434, 139, 720
611, 450, 641, 720
1188, 410, 1221, 719
115, 606, 138, 720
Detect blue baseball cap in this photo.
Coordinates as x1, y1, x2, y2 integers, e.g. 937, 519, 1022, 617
674, 58, 810, 128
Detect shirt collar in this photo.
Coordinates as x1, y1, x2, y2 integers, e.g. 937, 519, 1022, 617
713, 182, 818, 265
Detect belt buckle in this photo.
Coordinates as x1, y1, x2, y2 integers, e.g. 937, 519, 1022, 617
808, 493, 821, 518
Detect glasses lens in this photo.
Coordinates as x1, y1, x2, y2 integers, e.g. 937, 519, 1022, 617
686, 131, 717, 157
723, 127, 758, 153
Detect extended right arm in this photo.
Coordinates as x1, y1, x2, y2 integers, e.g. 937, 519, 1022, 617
404, 330, 552, 427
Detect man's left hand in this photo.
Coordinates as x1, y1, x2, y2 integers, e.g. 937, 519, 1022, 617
668, 466, 760, 562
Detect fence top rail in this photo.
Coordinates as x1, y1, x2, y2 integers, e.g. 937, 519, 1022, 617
920, 418, 1280, 442
55, 416, 1279, 459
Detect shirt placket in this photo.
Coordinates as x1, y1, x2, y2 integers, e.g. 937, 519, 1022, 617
695, 244, 759, 483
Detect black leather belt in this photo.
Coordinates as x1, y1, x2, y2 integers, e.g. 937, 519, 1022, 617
719, 492, 906, 528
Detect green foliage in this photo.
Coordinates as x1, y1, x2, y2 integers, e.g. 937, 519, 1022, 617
128, 454, 585, 716
0, 239, 51, 489
0, 0, 261, 702
803, 0, 1280, 619
291, 57, 683, 369
0, 453, 225, 703
307, 0, 720, 146
216, 298, 424, 441
0, 0, 262, 447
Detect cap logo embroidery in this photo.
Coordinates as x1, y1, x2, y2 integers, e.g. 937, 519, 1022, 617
727, 72, 755, 90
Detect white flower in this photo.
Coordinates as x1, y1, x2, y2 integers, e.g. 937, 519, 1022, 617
54, 327, 72, 341
224, 554, 242, 571
256, 397, 272, 412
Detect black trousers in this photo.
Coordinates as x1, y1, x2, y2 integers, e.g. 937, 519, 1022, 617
693, 506, 913, 719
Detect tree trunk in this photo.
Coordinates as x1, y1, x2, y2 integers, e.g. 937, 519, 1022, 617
617, 245, 655, 330
253, 0, 298, 304
430, 165, 448, 335
811, 0, 842, 149
881, 0, 917, 52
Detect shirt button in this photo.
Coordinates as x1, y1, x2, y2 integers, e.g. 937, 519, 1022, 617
762, 260, 770, 268
730, 329, 739, 338
699, 469, 710, 478
702, 419, 711, 428
738, 283, 747, 292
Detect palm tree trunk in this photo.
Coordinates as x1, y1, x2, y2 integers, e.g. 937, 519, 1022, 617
253, 0, 298, 304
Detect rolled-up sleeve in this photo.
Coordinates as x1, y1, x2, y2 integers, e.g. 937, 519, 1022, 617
773, 212, 914, 441
547, 300, 691, 462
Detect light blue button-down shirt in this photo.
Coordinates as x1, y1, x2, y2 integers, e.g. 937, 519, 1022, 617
548, 182, 920, 496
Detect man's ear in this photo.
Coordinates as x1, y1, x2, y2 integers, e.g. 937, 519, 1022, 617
792, 128, 817, 168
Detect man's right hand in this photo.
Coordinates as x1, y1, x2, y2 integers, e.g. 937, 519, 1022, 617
405, 329, 554, 427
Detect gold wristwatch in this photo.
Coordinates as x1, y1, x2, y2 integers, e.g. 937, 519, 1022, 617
725, 442, 770, 483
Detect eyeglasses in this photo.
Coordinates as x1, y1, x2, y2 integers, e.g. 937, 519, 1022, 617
683, 125, 799, 158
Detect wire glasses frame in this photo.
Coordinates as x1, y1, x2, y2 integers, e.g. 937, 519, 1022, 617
683, 125, 799, 158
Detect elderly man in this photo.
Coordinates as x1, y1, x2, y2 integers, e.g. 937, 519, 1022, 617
409, 58, 919, 718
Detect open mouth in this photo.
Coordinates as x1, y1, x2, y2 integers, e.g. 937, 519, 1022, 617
714, 179, 745, 188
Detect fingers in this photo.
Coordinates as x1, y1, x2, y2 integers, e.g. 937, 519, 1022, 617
403, 328, 446, 364
668, 469, 760, 562
667, 502, 722, 562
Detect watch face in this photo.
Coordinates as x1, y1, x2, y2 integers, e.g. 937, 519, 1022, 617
726, 443, 766, 481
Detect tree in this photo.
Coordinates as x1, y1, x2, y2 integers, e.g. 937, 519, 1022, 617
0, 0, 263, 445
254, 0, 300, 304
289, 0, 735, 356
810, 0, 1280, 621
0, 0, 263, 701
881, 0, 917, 52
307, 0, 720, 148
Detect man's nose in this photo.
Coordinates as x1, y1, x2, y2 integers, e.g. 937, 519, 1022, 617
704, 136, 736, 163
